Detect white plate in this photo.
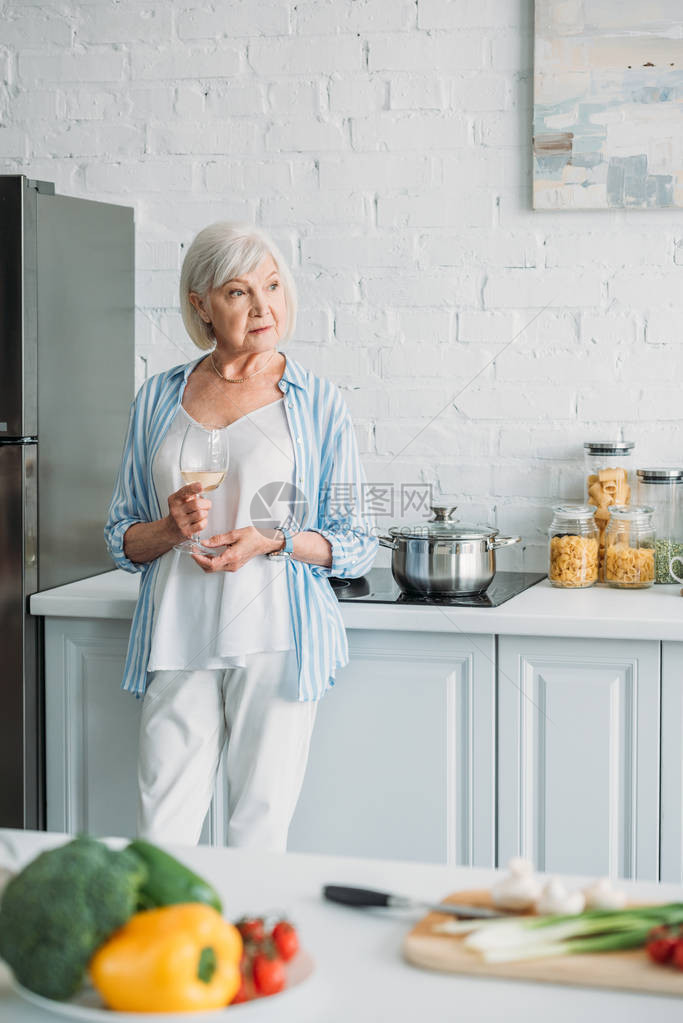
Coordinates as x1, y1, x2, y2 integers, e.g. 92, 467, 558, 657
12, 950, 315, 1020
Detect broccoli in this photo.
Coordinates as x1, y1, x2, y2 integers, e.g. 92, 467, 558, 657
0, 835, 148, 1001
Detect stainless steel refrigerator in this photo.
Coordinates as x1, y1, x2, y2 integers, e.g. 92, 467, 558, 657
0, 174, 134, 829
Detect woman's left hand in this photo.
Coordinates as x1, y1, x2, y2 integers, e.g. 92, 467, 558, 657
190, 526, 275, 573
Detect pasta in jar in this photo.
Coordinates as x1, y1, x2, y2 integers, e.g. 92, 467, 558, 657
548, 505, 599, 589
603, 506, 655, 590
587, 467, 631, 581
604, 544, 654, 587
584, 442, 634, 582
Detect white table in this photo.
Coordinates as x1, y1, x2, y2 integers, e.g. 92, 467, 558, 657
1, 829, 682, 1022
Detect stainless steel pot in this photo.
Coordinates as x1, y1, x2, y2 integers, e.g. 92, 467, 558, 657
378, 505, 521, 596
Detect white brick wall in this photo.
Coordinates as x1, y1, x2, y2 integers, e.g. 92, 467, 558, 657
4, 0, 683, 573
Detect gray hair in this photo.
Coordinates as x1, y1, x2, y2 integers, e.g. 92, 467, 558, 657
180, 222, 298, 350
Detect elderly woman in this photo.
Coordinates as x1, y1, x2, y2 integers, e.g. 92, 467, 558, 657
105, 222, 377, 850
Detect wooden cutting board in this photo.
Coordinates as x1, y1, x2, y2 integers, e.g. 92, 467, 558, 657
402, 887, 683, 997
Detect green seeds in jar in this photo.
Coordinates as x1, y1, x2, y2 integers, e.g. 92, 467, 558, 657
654, 538, 683, 584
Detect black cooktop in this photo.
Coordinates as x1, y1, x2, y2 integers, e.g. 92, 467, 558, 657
329, 568, 546, 608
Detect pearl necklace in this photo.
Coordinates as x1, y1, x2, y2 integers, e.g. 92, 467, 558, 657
210, 348, 277, 384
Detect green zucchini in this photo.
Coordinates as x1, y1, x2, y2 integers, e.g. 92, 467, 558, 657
126, 839, 222, 914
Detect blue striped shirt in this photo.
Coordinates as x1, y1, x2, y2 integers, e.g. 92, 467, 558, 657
104, 351, 379, 701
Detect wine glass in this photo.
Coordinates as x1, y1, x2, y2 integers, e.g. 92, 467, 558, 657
174, 422, 229, 556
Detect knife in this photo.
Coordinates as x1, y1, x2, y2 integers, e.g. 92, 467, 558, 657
322, 885, 506, 919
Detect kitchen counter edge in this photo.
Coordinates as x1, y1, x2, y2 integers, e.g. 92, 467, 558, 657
29, 569, 683, 641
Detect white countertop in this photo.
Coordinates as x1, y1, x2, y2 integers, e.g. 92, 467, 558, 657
1, 828, 682, 1023
30, 569, 683, 641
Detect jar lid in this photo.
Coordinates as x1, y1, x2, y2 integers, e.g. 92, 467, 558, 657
552, 503, 596, 520
609, 503, 654, 520
636, 467, 683, 483
584, 441, 635, 455
389, 505, 498, 541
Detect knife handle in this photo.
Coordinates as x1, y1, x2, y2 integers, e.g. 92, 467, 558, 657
323, 885, 392, 908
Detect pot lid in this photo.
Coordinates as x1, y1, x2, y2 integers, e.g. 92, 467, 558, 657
388, 505, 499, 541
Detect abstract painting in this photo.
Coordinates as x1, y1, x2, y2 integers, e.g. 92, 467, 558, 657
533, 0, 683, 209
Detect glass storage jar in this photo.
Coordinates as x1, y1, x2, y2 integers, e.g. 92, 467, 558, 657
636, 468, 683, 584
604, 505, 655, 589
584, 441, 635, 581
548, 504, 599, 589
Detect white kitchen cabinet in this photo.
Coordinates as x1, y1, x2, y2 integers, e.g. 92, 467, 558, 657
288, 630, 496, 867
43, 619, 496, 864
497, 635, 661, 881
41, 599, 672, 878
44, 617, 140, 839
44, 618, 218, 846
660, 642, 683, 884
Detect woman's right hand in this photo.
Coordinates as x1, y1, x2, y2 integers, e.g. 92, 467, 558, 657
165, 482, 212, 543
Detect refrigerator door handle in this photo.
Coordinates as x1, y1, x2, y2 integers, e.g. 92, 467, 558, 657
0, 441, 41, 828
24, 445, 37, 575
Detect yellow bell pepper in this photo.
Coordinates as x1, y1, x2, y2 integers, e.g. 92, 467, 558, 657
89, 903, 243, 1012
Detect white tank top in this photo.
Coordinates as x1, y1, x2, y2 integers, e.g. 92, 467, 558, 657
147, 398, 296, 671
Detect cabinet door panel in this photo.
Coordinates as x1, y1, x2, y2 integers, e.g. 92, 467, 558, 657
45, 617, 219, 842
45, 619, 141, 838
45, 618, 219, 845
498, 636, 660, 880
660, 642, 683, 883
288, 630, 495, 866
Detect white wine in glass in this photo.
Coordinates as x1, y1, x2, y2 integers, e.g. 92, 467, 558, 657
174, 422, 229, 556
180, 469, 226, 491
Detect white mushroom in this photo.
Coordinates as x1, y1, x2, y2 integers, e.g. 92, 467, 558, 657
491, 857, 542, 912
582, 877, 627, 911
535, 878, 585, 916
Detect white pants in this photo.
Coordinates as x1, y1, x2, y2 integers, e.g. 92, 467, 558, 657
136, 650, 317, 851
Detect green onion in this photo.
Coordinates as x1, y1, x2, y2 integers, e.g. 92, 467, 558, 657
435, 904, 683, 963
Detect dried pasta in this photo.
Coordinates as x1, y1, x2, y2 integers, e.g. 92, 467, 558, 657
549, 534, 599, 588
604, 542, 654, 588
587, 466, 631, 580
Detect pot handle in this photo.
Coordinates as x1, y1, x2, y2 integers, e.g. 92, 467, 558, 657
377, 534, 399, 551
489, 535, 521, 550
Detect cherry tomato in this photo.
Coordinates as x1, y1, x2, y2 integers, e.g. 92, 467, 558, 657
647, 925, 678, 964
236, 917, 266, 945
253, 952, 286, 996
272, 920, 299, 962
230, 975, 250, 1004
672, 938, 683, 970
